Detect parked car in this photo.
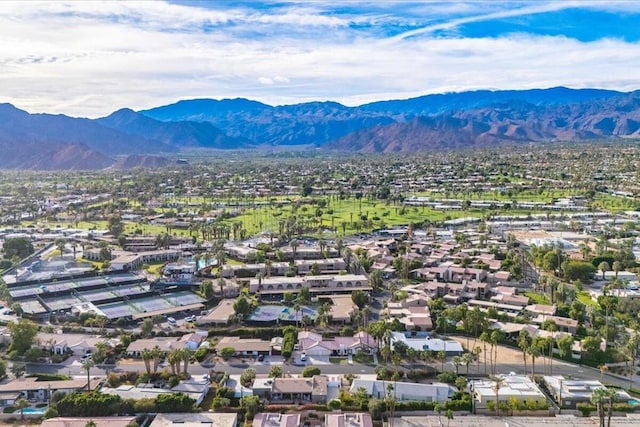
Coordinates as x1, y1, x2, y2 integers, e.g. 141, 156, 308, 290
167, 317, 177, 325
257, 354, 264, 362
185, 315, 196, 322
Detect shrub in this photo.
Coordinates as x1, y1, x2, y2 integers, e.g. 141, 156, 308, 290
436, 371, 458, 384
328, 399, 341, 410
577, 402, 594, 416
302, 366, 321, 377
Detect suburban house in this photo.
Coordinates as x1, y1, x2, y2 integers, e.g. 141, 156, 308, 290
326, 413, 373, 427
102, 379, 209, 406
531, 315, 579, 334
215, 336, 279, 357
126, 333, 207, 357
385, 298, 433, 331
350, 379, 455, 403
298, 331, 377, 356
471, 374, 547, 409
543, 376, 631, 409
390, 332, 463, 356
0, 377, 101, 403
319, 295, 357, 323
253, 413, 300, 427
35, 332, 118, 356
42, 417, 138, 427
197, 299, 235, 326
150, 413, 238, 427
269, 375, 328, 403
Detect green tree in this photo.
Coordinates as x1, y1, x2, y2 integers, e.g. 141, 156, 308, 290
15, 398, 29, 421
598, 261, 610, 280
82, 358, 95, 392
140, 318, 154, 338
352, 290, 368, 310
240, 368, 256, 387
268, 365, 283, 378
219, 347, 235, 360
8, 319, 38, 355
302, 366, 321, 377
2, 237, 34, 259
107, 215, 125, 237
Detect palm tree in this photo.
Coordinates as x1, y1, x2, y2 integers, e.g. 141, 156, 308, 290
168, 349, 182, 375
591, 387, 608, 427
141, 348, 153, 375
151, 345, 163, 374
598, 261, 610, 280
462, 352, 474, 376
181, 348, 193, 375
489, 375, 505, 416
81, 358, 95, 392
290, 238, 299, 259
517, 329, 530, 375
452, 356, 462, 375
14, 398, 29, 421
612, 261, 621, 279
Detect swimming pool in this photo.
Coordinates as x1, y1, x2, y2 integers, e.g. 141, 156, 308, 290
21, 407, 47, 415
628, 398, 639, 406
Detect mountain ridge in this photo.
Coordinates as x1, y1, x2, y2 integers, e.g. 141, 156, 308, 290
3, 87, 640, 169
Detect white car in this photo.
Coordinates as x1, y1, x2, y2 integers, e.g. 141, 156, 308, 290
167, 317, 177, 325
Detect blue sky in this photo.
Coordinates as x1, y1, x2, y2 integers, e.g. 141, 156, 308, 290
1, 1, 639, 117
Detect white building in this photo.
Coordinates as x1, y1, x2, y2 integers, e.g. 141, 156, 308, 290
390, 332, 464, 356
350, 379, 455, 403
471, 374, 547, 408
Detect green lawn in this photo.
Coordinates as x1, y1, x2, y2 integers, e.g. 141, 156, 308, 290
523, 292, 550, 305
577, 291, 597, 306
329, 357, 348, 365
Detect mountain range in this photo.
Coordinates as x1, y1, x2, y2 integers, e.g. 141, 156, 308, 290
1, 87, 640, 169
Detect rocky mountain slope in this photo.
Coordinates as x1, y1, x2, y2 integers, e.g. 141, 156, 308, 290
325, 93, 640, 152
2, 87, 640, 169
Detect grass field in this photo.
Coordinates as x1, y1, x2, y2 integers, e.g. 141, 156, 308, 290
577, 291, 597, 306
523, 292, 550, 305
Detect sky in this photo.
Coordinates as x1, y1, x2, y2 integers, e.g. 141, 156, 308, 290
1, 0, 640, 117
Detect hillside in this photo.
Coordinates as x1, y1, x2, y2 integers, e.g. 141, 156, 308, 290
325, 93, 640, 152
3, 87, 640, 169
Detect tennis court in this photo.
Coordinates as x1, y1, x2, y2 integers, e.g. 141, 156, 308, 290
163, 291, 205, 306
97, 301, 140, 319
43, 295, 85, 311
20, 299, 48, 315
131, 296, 175, 313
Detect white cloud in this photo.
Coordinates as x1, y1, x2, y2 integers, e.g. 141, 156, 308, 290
0, 1, 639, 117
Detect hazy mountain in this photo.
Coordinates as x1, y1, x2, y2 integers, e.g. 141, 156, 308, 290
358, 87, 625, 117
3, 87, 640, 169
326, 93, 640, 152
140, 87, 635, 148
97, 108, 252, 149
141, 99, 395, 145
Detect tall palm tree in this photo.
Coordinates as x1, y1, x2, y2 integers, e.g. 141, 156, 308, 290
181, 348, 193, 375
151, 345, 163, 374
462, 352, 474, 376
81, 358, 95, 392
517, 329, 530, 375
489, 375, 505, 416
141, 348, 153, 375
168, 349, 182, 375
